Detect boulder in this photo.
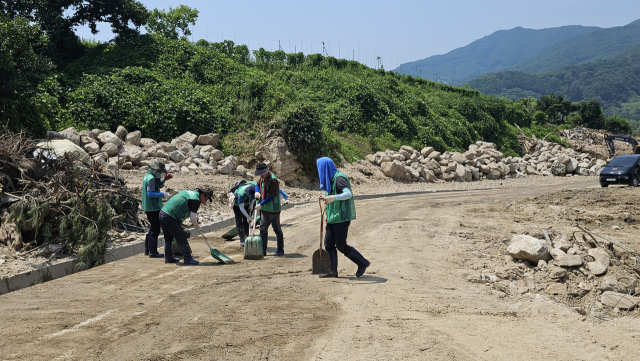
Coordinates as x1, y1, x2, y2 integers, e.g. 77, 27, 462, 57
600, 292, 638, 310
218, 164, 232, 175
123, 145, 143, 164
197, 133, 220, 147
557, 153, 570, 164
60, 128, 81, 146
97, 131, 123, 147
404, 166, 420, 182
554, 255, 583, 267
451, 152, 466, 164
399, 149, 411, 160
486, 169, 501, 180
101, 143, 119, 157
83, 142, 100, 154
428, 151, 441, 160
507, 235, 550, 264
177, 131, 198, 146
587, 248, 609, 276
121, 161, 133, 170
169, 150, 186, 163
199, 145, 215, 157
210, 149, 224, 161
125, 130, 141, 146
115, 125, 127, 140
421, 147, 434, 158
175, 141, 193, 155
381, 161, 407, 179
548, 268, 567, 279
550, 161, 566, 176
565, 158, 579, 173
139, 138, 157, 149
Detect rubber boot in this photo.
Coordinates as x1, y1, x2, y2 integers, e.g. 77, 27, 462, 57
144, 235, 150, 256
148, 236, 164, 258
180, 244, 199, 265
319, 249, 339, 278
164, 238, 179, 263
346, 248, 370, 277
261, 232, 268, 256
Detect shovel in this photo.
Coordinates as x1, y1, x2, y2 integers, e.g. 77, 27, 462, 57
312, 197, 331, 274
244, 202, 264, 260
199, 230, 235, 264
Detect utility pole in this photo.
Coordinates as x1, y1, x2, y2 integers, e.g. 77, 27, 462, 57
353, 50, 355, 61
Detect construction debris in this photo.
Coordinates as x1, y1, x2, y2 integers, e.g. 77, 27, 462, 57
0, 128, 143, 268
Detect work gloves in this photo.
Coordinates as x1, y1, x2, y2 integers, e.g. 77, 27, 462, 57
255, 203, 262, 212
163, 191, 172, 200
164, 173, 173, 181
324, 195, 336, 204
255, 192, 261, 200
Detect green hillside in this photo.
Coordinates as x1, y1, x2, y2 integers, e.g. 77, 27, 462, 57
394, 25, 599, 85
467, 44, 640, 121
508, 21, 640, 73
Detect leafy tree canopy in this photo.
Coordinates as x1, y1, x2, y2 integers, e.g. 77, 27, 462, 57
145, 5, 199, 40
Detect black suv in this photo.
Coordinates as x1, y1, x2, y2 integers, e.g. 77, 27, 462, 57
599, 154, 640, 187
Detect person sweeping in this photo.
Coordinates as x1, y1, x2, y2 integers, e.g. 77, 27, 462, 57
160, 187, 213, 265
229, 180, 258, 247
316, 157, 370, 278
141, 161, 172, 258
254, 163, 285, 256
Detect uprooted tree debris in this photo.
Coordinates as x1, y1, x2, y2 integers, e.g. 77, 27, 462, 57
0, 128, 143, 268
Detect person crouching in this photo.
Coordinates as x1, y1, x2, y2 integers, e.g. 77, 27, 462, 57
160, 188, 213, 265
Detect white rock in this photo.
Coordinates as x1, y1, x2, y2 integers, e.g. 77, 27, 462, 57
97, 131, 123, 147
125, 130, 141, 145
210, 149, 224, 161
421, 147, 434, 158
115, 125, 128, 140
546, 283, 567, 295
507, 235, 550, 264
169, 150, 186, 163
101, 143, 119, 157
83, 142, 100, 154
600, 292, 638, 310
177, 132, 198, 146
197, 133, 220, 147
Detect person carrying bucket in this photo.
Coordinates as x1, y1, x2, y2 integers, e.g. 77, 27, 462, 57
160, 187, 213, 265
317, 157, 370, 278
254, 163, 285, 256
141, 161, 172, 258
228, 180, 258, 246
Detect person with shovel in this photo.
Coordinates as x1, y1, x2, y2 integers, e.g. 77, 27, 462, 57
316, 157, 370, 278
254, 163, 285, 256
160, 187, 213, 265
229, 180, 258, 247
141, 161, 173, 258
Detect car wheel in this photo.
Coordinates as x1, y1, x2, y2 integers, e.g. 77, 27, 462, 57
601, 183, 609, 188
633, 177, 639, 187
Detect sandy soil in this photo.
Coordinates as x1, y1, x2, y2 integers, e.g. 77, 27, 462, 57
2, 178, 640, 360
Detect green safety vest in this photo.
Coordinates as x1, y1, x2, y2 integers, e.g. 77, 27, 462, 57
326, 171, 356, 224
141, 170, 163, 212
259, 174, 281, 213
162, 190, 200, 222
234, 181, 257, 207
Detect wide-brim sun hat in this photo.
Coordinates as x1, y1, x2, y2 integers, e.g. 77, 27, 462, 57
197, 187, 213, 201
149, 161, 166, 172
254, 163, 269, 176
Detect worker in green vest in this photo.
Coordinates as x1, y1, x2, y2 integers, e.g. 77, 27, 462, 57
254, 163, 284, 256
229, 180, 258, 246
316, 157, 370, 278
141, 161, 173, 258
160, 187, 213, 265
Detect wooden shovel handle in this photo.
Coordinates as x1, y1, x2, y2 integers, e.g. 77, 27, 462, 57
318, 197, 326, 251
251, 200, 258, 237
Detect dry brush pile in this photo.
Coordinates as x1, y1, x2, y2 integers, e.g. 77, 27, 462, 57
0, 128, 143, 268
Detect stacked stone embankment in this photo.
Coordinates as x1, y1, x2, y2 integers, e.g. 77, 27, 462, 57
364, 140, 606, 183
45, 126, 309, 184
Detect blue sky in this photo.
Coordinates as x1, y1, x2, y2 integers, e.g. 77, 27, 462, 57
76, 0, 640, 70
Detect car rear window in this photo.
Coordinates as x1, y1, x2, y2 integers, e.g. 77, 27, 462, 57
607, 157, 638, 167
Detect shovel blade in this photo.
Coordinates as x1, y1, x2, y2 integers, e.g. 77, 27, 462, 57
210, 247, 235, 264
312, 249, 331, 274
244, 235, 264, 260
221, 227, 238, 240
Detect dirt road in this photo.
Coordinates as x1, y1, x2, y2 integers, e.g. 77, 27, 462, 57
1, 179, 639, 360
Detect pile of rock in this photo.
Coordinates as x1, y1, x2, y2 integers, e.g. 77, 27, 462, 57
364, 140, 605, 183
504, 233, 639, 310
46, 126, 251, 177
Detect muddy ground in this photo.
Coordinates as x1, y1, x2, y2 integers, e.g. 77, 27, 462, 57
1, 178, 640, 360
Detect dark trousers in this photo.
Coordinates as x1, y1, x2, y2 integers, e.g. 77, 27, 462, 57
325, 221, 352, 255
260, 211, 283, 255
233, 205, 251, 241
145, 210, 161, 238
159, 210, 190, 249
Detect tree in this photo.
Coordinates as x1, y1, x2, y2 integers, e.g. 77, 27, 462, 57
0, 13, 54, 135
577, 99, 605, 129
1, 0, 148, 62
145, 5, 199, 40
604, 115, 631, 133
